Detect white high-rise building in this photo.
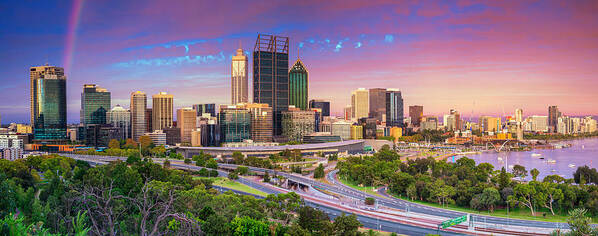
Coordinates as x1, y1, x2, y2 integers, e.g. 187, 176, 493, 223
231, 48, 248, 104
107, 105, 131, 140
528, 115, 548, 132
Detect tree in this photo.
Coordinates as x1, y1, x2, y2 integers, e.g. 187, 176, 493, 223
232, 151, 244, 164
498, 167, 511, 190
512, 165, 527, 179
123, 138, 138, 149
263, 172, 270, 183
471, 187, 500, 212
184, 158, 191, 164
163, 159, 171, 169
365, 197, 375, 205
429, 179, 455, 207
531, 168, 540, 181
228, 172, 239, 180
565, 208, 597, 235
206, 159, 218, 169
297, 206, 332, 235
108, 139, 120, 149
139, 136, 153, 149
573, 165, 598, 185
333, 213, 362, 236
314, 164, 325, 179
229, 216, 269, 236
236, 166, 249, 175
510, 183, 537, 216
539, 182, 563, 215
406, 184, 418, 201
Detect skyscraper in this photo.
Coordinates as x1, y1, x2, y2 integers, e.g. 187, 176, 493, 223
152, 92, 173, 132
351, 88, 369, 121
289, 58, 308, 110
130, 91, 147, 141
145, 108, 153, 132
409, 105, 423, 126
31, 65, 67, 141
231, 47, 248, 104
548, 105, 560, 132
253, 34, 289, 136
107, 105, 131, 140
368, 88, 386, 121
80, 84, 111, 126
309, 99, 330, 117
515, 108, 524, 140
385, 89, 404, 127
177, 107, 196, 144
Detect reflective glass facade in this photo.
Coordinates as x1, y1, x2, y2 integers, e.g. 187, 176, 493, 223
253, 34, 289, 136
289, 59, 308, 110
219, 106, 250, 143
385, 90, 404, 127
81, 84, 110, 126
33, 75, 67, 140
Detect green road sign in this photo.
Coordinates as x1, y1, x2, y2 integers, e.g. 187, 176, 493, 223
440, 215, 467, 229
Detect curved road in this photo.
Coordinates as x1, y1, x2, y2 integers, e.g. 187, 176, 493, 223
65, 154, 565, 235
65, 154, 464, 236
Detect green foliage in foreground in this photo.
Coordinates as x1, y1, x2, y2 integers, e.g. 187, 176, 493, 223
0, 154, 368, 235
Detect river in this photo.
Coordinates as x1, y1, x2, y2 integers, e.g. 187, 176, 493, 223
457, 138, 598, 181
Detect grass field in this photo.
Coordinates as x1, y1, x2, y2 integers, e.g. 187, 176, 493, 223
337, 177, 596, 223
337, 177, 385, 198
196, 177, 269, 197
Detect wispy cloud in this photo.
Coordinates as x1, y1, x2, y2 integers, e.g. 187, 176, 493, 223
114, 52, 226, 67
124, 39, 208, 54
384, 34, 394, 43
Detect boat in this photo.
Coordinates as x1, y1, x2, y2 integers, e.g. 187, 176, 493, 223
546, 159, 556, 164
531, 153, 542, 157
569, 164, 576, 168
497, 157, 503, 161
539, 157, 545, 160
551, 169, 557, 172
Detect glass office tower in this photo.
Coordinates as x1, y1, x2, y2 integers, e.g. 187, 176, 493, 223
32, 68, 67, 141
289, 59, 308, 110
81, 84, 111, 125
385, 89, 404, 127
253, 34, 289, 136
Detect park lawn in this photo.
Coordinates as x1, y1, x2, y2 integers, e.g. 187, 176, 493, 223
337, 177, 386, 198
197, 177, 269, 197
358, 228, 404, 236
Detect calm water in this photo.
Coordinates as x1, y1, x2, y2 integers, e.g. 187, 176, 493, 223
456, 138, 598, 181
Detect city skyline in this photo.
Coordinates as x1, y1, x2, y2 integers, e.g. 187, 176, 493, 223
2, 1, 598, 123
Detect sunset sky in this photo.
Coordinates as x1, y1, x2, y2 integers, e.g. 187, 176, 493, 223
1, 0, 597, 123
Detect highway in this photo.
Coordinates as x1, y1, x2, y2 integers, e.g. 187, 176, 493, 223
64, 153, 560, 235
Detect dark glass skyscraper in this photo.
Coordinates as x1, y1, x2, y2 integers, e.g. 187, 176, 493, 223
289, 58, 308, 110
253, 34, 289, 136
31, 66, 67, 141
193, 103, 216, 117
81, 84, 111, 125
309, 100, 330, 117
385, 89, 404, 127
